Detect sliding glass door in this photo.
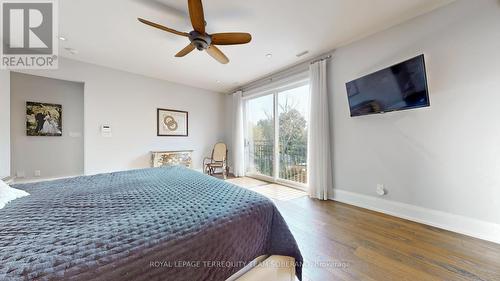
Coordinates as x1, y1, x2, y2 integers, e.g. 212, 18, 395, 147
245, 94, 274, 177
277, 84, 309, 185
244, 82, 310, 189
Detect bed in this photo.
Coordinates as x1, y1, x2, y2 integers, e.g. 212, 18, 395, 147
0, 166, 302, 281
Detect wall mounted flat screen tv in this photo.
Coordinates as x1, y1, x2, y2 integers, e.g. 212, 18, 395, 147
346, 55, 430, 117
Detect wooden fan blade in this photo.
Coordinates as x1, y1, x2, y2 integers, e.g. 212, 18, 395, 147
138, 18, 188, 37
211, 33, 252, 45
206, 45, 229, 64
175, 44, 195, 57
188, 0, 205, 34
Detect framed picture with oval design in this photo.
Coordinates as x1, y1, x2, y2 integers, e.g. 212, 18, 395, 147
157, 108, 189, 137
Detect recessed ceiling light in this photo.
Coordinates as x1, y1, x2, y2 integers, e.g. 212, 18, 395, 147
265, 53, 272, 59
216, 80, 221, 84
59, 36, 67, 41
65, 47, 78, 55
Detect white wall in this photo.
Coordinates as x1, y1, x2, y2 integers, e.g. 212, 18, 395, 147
330, 0, 500, 241
0, 70, 10, 179
19, 58, 226, 175
10, 73, 84, 179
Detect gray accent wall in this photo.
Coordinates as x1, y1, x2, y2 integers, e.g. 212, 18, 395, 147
10, 73, 84, 179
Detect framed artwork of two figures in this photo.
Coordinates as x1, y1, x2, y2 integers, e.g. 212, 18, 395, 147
26, 102, 63, 137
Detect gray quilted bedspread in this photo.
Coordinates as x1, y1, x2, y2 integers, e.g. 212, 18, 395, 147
0, 166, 302, 281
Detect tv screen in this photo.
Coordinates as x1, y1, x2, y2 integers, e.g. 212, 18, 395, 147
346, 55, 430, 117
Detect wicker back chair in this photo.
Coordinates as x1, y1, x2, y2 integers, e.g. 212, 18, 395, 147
203, 143, 228, 179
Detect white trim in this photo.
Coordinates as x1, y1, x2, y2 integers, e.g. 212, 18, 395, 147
273, 93, 279, 182
245, 173, 307, 192
246, 173, 274, 183
276, 178, 307, 191
330, 189, 500, 245
10, 174, 82, 184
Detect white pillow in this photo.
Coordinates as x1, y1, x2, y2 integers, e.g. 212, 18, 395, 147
0, 180, 30, 209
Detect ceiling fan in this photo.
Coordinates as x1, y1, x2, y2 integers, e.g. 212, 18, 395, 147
138, 0, 252, 64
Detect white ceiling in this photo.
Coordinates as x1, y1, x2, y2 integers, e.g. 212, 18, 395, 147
58, 0, 454, 92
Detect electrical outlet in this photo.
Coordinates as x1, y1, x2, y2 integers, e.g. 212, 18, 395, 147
34, 170, 41, 177
376, 184, 386, 196
16, 171, 26, 178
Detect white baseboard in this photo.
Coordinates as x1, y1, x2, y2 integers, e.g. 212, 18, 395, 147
330, 189, 500, 245
11, 174, 82, 184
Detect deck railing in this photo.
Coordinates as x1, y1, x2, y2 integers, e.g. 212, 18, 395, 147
250, 140, 307, 184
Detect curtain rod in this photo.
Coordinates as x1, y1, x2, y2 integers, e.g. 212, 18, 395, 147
310, 54, 332, 65
230, 50, 335, 94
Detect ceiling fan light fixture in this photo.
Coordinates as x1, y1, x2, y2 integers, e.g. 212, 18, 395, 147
189, 31, 211, 50
138, 0, 252, 64
266, 53, 273, 59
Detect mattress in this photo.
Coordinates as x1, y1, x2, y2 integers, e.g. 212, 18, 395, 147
0, 166, 302, 281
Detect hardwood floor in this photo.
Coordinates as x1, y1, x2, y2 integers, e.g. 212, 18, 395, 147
274, 197, 500, 281
227, 177, 500, 280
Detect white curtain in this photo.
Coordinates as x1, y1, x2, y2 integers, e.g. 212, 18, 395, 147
308, 60, 332, 200
232, 91, 245, 177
